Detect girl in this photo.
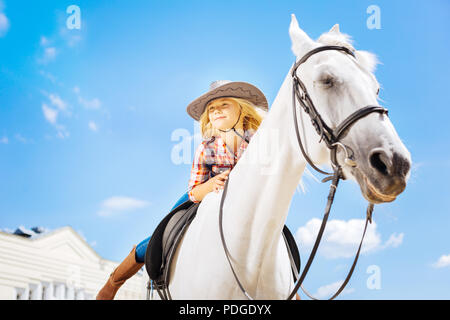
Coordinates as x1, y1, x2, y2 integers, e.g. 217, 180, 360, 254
96, 80, 268, 300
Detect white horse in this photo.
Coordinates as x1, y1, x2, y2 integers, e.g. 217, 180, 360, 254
167, 14, 412, 299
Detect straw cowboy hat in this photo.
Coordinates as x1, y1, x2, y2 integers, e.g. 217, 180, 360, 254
186, 80, 269, 121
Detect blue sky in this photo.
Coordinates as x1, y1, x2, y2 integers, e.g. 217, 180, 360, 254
0, 0, 449, 299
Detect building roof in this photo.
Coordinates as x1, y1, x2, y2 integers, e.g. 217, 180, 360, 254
0, 226, 109, 263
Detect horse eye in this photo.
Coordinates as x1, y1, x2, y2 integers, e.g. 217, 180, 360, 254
376, 88, 380, 96
320, 76, 334, 88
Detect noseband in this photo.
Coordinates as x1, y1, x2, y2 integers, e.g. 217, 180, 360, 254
219, 46, 389, 300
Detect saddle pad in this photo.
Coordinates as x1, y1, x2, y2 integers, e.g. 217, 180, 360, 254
145, 201, 300, 283
144, 199, 196, 280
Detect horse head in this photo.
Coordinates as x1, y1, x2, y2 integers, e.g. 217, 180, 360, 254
288, 14, 411, 204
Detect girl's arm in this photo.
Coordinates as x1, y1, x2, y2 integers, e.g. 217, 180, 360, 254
190, 179, 213, 203
187, 142, 210, 203
190, 170, 230, 202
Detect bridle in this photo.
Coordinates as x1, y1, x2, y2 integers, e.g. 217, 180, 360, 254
291, 45, 387, 175
219, 45, 389, 300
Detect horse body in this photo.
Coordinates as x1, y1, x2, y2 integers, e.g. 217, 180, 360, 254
167, 14, 411, 299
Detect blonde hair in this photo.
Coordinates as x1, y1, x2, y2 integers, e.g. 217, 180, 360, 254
199, 97, 263, 139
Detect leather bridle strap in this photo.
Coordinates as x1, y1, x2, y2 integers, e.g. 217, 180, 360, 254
219, 166, 374, 300
219, 175, 255, 300
329, 105, 387, 169
291, 45, 356, 152
333, 105, 388, 141
296, 205, 373, 300
292, 45, 356, 73
285, 169, 340, 299
288, 45, 383, 299
291, 46, 388, 171
292, 82, 333, 176
293, 81, 388, 174
287, 185, 374, 300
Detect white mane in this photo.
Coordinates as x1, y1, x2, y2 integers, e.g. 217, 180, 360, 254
317, 28, 356, 52
317, 25, 380, 74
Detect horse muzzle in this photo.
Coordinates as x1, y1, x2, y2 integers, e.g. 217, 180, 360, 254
352, 149, 411, 204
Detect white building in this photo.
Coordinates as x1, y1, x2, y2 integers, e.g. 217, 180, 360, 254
0, 226, 149, 300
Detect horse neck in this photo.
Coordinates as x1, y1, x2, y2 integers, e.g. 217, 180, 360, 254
221, 68, 308, 273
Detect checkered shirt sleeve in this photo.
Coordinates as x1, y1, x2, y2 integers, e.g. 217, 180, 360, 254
187, 141, 212, 203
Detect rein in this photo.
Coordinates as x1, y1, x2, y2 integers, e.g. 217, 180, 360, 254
219, 45, 389, 300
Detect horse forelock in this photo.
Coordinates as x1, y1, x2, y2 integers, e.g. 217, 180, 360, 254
316, 31, 379, 74
317, 31, 355, 52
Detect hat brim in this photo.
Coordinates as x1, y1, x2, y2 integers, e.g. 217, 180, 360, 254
186, 81, 269, 121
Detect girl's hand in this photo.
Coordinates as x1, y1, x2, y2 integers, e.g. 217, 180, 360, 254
210, 169, 231, 193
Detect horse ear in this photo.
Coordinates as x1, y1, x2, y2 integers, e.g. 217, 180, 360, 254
329, 24, 340, 34
289, 14, 315, 57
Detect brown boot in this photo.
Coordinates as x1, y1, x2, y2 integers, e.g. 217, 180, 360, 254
96, 246, 144, 300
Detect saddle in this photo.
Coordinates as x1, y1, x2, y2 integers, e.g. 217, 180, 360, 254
144, 199, 301, 298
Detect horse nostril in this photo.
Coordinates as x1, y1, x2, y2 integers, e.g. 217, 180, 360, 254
392, 152, 411, 177
369, 150, 391, 176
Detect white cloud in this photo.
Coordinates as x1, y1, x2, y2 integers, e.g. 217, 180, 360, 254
37, 47, 58, 64
295, 218, 403, 259
97, 196, 150, 217
73, 86, 103, 110
432, 254, 450, 269
42, 103, 70, 139
0, 136, 8, 144
44, 47, 57, 60
88, 121, 98, 132
0, 4, 9, 38
42, 103, 58, 124
79, 96, 101, 110
59, 25, 82, 47
40, 36, 50, 46
311, 280, 355, 299
48, 93, 67, 111
37, 34, 57, 64
55, 125, 69, 139
39, 70, 59, 84
381, 232, 404, 249
41, 92, 71, 138
15, 134, 27, 143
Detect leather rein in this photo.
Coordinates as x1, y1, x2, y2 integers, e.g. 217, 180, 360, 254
218, 45, 389, 300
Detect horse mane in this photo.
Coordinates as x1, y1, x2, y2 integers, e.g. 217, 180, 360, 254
316, 30, 379, 73
317, 31, 356, 52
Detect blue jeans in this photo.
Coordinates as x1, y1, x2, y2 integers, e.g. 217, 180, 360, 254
135, 192, 190, 263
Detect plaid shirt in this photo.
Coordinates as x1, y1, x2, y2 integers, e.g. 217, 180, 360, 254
187, 130, 255, 203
